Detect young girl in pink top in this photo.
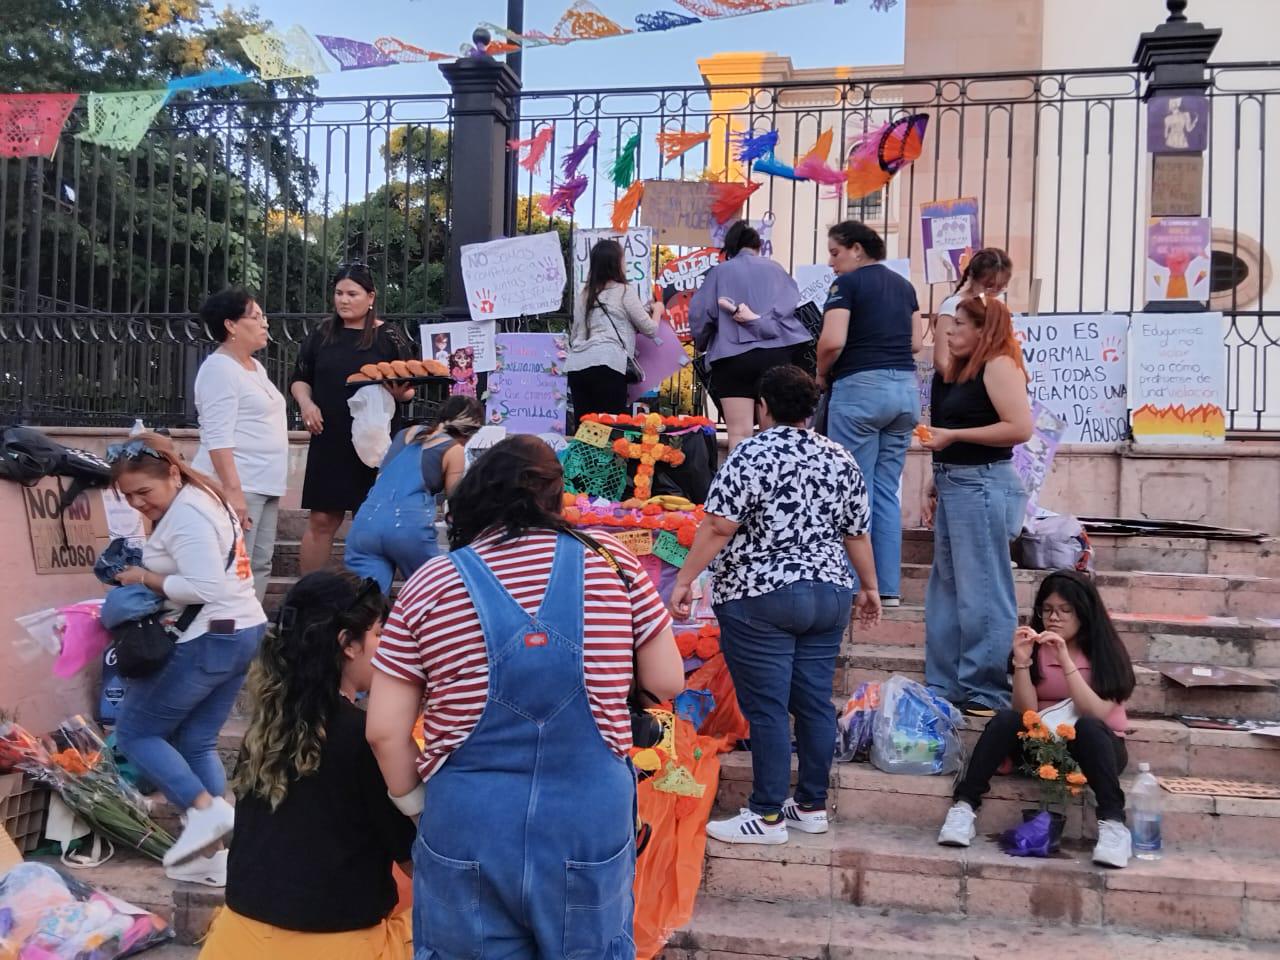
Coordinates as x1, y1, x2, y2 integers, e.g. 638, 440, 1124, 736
937, 570, 1137, 867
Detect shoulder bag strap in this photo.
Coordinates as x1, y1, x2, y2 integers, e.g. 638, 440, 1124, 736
173, 501, 241, 633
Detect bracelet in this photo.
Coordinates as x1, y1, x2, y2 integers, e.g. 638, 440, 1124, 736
389, 783, 425, 818
1013, 662, 1032, 671
1064, 668, 1080, 677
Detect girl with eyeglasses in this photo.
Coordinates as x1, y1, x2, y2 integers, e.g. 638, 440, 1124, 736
107, 433, 267, 886
200, 571, 416, 959
937, 570, 1137, 868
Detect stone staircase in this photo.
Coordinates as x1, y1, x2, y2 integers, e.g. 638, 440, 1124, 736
96, 511, 1280, 956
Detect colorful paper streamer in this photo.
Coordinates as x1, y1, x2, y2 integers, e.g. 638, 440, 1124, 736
611, 180, 645, 232
710, 180, 762, 223
0, 93, 79, 159
316, 34, 399, 71
553, 0, 633, 40
561, 128, 600, 179
845, 113, 928, 200
509, 127, 554, 174
166, 68, 252, 94
753, 151, 799, 180
656, 130, 710, 163
733, 129, 779, 163
635, 10, 703, 30
374, 37, 452, 63
610, 132, 641, 188
76, 90, 170, 152
539, 175, 590, 216
239, 26, 331, 81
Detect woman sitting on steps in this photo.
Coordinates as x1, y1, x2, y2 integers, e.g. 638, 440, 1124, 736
937, 570, 1137, 869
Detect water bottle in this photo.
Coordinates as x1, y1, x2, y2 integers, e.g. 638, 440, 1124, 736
129, 418, 146, 437
1130, 762, 1164, 860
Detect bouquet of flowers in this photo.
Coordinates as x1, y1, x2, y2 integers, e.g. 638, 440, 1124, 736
0, 714, 174, 862
1018, 709, 1088, 809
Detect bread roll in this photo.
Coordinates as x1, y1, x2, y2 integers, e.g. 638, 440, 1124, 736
405, 359, 427, 376
424, 359, 449, 377
390, 360, 413, 378
359, 363, 383, 380
376, 361, 397, 377
346, 372, 372, 384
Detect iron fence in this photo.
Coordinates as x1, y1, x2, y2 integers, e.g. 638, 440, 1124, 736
1, 61, 1277, 430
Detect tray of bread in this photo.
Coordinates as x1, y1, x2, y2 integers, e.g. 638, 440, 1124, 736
346, 358, 453, 390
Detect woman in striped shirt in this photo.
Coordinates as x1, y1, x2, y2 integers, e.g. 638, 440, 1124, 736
366, 435, 683, 960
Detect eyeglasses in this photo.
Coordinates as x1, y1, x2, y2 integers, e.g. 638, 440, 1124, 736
1037, 604, 1076, 620
105, 440, 164, 464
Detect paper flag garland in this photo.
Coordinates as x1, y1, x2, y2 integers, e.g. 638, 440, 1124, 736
675, 0, 816, 18
480, 23, 571, 48
0, 93, 78, 159
166, 68, 251, 95
845, 113, 928, 200
710, 180, 762, 223
553, 0, 633, 40
561, 128, 599, 179
239, 26, 331, 81
76, 90, 169, 152
509, 127, 554, 174
656, 130, 710, 163
733, 129, 779, 163
316, 34, 399, 71
375, 37, 452, 63
635, 10, 702, 30
610, 132, 641, 188
538, 175, 589, 216
610, 180, 645, 232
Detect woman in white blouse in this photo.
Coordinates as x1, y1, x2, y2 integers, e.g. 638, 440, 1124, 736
192, 290, 289, 604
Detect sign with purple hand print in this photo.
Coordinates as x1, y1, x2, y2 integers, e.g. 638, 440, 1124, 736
460, 231, 567, 321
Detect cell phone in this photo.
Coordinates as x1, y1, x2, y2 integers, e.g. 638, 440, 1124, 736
209, 619, 236, 634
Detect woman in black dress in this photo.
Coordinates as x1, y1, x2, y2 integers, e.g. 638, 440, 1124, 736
290, 265, 414, 575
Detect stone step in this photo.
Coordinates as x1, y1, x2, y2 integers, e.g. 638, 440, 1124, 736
838, 644, 1280, 721
275, 509, 350, 543
902, 528, 1280, 579
715, 752, 1280, 854
661, 894, 1267, 959
851, 604, 1280, 669
699, 821, 1280, 941
269, 540, 345, 578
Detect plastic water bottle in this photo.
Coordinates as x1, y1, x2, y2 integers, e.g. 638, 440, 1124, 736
129, 418, 146, 437
1130, 762, 1164, 860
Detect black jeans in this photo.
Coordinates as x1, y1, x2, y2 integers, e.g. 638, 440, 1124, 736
954, 709, 1129, 823
568, 365, 629, 420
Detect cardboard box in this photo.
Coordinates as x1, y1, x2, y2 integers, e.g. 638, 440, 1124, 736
23, 478, 110, 575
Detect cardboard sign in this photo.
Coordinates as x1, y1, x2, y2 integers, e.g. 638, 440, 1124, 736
615, 529, 654, 557
1129, 312, 1226, 444
571, 227, 654, 304
486, 333, 568, 435
420, 319, 498, 373
1014, 314, 1129, 444
1012, 402, 1069, 523
460, 231, 566, 321
1146, 217, 1211, 303
640, 180, 720, 247
1151, 154, 1204, 217
921, 198, 980, 285
25, 478, 109, 575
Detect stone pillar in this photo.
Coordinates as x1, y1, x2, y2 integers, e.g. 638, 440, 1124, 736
440, 43, 521, 322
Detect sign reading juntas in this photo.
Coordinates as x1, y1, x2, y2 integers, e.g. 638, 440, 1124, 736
570, 227, 654, 304
1013, 314, 1129, 445
25, 478, 110, 575
485, 333, 569, 436
639, 180, 721, 247
921, 197, 980, 286
1129, 312, 1226, 444
419, 319, 498, 373
460, 231, 567, 321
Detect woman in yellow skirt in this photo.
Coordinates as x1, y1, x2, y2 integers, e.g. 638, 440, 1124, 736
200, 572, 415, 960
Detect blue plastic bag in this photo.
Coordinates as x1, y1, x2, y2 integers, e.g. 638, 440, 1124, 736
869, 675, 964, 776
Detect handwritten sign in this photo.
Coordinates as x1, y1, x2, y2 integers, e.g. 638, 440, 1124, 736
25, 479, 110, 575
658, 247, 723, 340
463, 425, 506, 471
1151, 154, 1204, 217
710, 214, 773, 256
486, 333, 568, 435
1129, 312, 1226, 444
460, 231, 566, 321
1012, 402, 1068, 523
571, 227, 654, 304
419, 319, 498, 373
639, 180, 719, 247
1146, 217, 1211, 303
1013, 314, 1129, 444
795, 264, 836, 309
921, 198, 980, 285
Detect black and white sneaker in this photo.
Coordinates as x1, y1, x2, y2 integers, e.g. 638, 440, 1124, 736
706, 808, 788, 845
880, 596, 902, 608
781, 798, 829, 834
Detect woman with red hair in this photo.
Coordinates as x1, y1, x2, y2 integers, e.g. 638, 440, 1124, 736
920, 296, 1032, 717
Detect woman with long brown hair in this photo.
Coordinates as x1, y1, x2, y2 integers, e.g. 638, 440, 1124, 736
919, 296, 1032, 717
108, 432, 267, 885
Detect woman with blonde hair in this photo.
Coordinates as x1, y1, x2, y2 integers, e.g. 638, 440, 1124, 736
108, 432, 267, 884
920, 296, 1032, 717
200, 571, 414, 959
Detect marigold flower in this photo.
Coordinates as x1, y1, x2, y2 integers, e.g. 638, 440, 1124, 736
1056, 723, 1077, 741
1038, 764, 1059, 781
1022, 710, 1042, 729
1030, 724, 1051, 741
1066, 771, 1087, 786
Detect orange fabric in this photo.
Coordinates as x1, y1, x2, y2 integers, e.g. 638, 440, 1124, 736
683, 653, 750, 744
198, 907, 412, 960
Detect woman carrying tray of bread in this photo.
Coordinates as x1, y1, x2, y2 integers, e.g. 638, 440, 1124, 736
290, 264, 416, 575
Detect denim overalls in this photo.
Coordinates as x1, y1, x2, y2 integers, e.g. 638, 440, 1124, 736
344, 434, 449, 591
412, 534, 636, 960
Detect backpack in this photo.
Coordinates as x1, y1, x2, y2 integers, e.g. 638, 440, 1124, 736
0, 427, 68, 485
1017, 511, 1095, 573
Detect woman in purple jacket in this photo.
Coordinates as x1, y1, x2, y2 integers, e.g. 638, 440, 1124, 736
689, 222, 812, 450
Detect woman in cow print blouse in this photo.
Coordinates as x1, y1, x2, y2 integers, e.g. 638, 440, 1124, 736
671, 365, 881, 846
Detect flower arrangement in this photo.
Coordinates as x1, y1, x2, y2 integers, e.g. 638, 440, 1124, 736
0, 714, 175, 862
1018, 710, 1087, 810
562, 492, 703, 547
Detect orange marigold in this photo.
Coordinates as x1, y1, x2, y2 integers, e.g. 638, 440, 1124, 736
1022, 710, 1042, 729
1037, 763, 1060, 781
1056, 723, 1077, 741
1066, 771, 1087, 786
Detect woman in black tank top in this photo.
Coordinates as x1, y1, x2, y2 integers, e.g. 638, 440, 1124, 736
917, 296, 1033, 717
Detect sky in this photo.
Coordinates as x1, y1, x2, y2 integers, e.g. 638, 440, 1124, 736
240, 0, 906, 97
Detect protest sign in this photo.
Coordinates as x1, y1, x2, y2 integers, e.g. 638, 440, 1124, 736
640, 180, 719, 247
630, 319, 691, 402
1146, 217, 1211, 303
1013, 314, 1129, 444
658, 247, 723, 340
460, 231, 566, 321
1129, 312, 1226, 443
1012, 402, 1069, 523
1148, 94, 1209, 154
795, 264, 836, 309
571, 227, 654, 304
25, 478, 109, 575
710, 214, 773, 256
420, 319, 498, 373
921, 198, 980, 285
486, 333, 568, 435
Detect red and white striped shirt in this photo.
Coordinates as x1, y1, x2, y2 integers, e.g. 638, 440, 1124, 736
373, 530, 673, 781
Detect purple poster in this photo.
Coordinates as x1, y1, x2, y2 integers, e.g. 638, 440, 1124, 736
1145, 217, 1211, 303
1012, 401, 1068, 524
921, 197, 980, 286
1147, 95, 1209, 154
486, 333, 568, 435
629, 319, 691, 402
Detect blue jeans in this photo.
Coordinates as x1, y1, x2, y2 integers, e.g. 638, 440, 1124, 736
924, 461, 1027, 710
344, 507, 439, 593
115, 623, 265, 809
715, 580, 854, 816
826, 369, 920, 598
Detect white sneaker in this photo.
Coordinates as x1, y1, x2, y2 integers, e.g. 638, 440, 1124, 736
163, 796, 235, 867
879, 596, 902, 608
1093, 819, 1131, 868
781, 798, 829, 834
165, 849, 227, 887
937, 801, 977, 847
706, 808, 788, 845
